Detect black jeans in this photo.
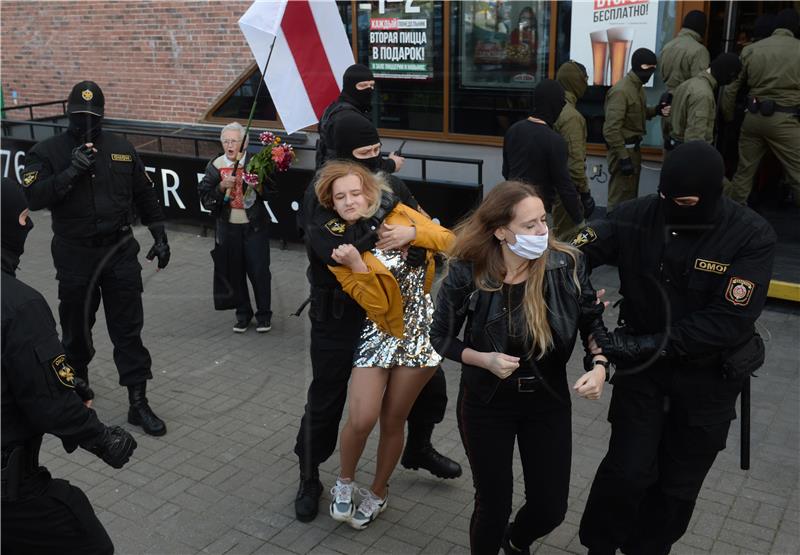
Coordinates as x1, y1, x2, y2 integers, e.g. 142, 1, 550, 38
294, 292, 448, 473
457, 378, 572, 554
217, 221, 272, 323
52, 234, 152, 386
579, 371, 735, 555
2, 474, 113, 555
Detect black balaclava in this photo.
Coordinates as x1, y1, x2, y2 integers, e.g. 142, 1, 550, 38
340, 64, 374, 112
67, 80, 105, 142
658, 141, 724, 229
710, 53, 742, 87
631, 48, 657, 84
682, 10, 707, 37
753, 13, 777, 40
334, 112, 381, 172
775, 8, 800, 36
1, 178, 33, 271
530, 79, 566, 127
556, 60, 588, 100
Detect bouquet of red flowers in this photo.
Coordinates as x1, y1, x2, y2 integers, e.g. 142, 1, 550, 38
245, 131, 296, 190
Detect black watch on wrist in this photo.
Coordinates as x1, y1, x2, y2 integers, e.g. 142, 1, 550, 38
584, 353, 611, 373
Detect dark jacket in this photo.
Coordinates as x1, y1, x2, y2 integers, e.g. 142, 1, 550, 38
2, 254, 105, 455
430, 251, 606, 403
22, 130, 164, 239
198, 154, 270, 231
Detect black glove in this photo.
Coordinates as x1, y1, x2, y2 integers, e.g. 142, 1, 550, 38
73, 377, 94, 403
580, 192, 596, 219
146, 224, 170, 269
598, 328, 666, 365
70, 144, 95, 173
618, 157, 635, 176
405, 246, 427, 267
657, 92, 673, 117
83, 426, 137, 469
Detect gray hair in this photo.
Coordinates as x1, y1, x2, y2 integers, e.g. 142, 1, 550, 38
220, 122, 246, 142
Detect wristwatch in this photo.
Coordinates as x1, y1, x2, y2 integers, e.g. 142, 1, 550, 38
583, 353, 611, 380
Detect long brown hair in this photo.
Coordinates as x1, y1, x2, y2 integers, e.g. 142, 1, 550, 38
313, 160, 388, 218
448, 180, 581, 358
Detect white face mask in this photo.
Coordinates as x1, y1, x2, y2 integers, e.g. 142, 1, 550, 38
507, 230, 548, 260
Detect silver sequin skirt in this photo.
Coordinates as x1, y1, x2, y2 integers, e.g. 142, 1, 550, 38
353, 248, 442, 369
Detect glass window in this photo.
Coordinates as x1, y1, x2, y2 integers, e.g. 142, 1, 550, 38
450, 0, 552, 136
356, 0, 444, 132
210, 69, 278, 122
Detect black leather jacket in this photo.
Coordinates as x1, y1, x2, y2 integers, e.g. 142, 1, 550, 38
430, 250, 607, 403
198, 154, 270, 231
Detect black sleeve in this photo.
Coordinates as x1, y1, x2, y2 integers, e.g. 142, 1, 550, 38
131, 151, 165, 225
303, 184, 373, 266
430, 262, 474, 363
574, 216, 620, 270
386, 174, 418, 209
551, 136, 583, 224
198, 159, 225, 214
4, 297, 105, 450
21, 143, 76, 210
501, 142, 509, 180
574, 252, 608, 354
380, 157, 397, 174
669, 225, 776, 357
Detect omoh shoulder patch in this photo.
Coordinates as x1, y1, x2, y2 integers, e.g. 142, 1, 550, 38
725, 277, 754, 306
324, 218, 346, 236
571, 227, 597, 247
51, 354, 76, 388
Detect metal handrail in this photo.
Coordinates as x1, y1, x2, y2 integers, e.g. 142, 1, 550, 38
2, 99, 68, 121
1, 118, 484, 186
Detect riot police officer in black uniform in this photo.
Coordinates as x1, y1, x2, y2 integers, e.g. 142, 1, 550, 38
294, 113, 461, 522
575, 142, 776, 555
21, 81, 169, 436
2, 178, 137, 554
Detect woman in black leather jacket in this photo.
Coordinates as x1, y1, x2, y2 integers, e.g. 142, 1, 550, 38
430, 181, 609, 554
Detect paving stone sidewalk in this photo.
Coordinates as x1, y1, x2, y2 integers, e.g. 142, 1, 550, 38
17, 214, 799, 554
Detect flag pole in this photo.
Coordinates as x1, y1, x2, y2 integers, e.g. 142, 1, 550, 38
225, 33, 278, 202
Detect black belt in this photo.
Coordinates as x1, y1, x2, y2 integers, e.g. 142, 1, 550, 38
500, 374, 541, 393
747, 96, 799, 116
59, 226, 133, 248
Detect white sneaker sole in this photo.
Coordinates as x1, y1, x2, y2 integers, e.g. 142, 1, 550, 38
349, 501, 387, 530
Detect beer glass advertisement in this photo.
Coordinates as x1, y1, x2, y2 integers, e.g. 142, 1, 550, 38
366, 0, 435, 80
460, 1, 550, 89
569, 0, 659, 87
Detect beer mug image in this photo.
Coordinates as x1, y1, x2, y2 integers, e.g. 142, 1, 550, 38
590, 30, 608, 86
607, 27, 634, 86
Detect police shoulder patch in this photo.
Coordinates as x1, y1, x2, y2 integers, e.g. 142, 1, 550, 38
725, 277, 754, 306
324, 218, 347, 236
694, 258, 729, 275
51, 354, 76, 388
111, 153, 133, 162
571, 227, 597, 247
22, 170, 38, 187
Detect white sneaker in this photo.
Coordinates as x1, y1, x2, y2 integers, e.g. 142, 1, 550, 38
329, 479, 355, 522
349, 488, 388, 530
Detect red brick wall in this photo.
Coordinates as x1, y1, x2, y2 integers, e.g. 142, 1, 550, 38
1, 0, 253, 122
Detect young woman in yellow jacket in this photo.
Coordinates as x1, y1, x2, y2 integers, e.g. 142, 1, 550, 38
314, 160, 453, 530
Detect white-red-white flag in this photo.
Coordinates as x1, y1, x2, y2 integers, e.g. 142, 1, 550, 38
239, 0, 354, 134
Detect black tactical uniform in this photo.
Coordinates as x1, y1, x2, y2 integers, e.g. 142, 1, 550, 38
315, 63, 396, 173
575, 143, 776, 555
1, 178, 137, 555
294, 115, 459, 523
21, 81, 169, 436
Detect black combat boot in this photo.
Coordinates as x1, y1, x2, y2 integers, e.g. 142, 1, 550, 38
401, 422, 462, 479
295, 466, 323, 522
127, 382, 166, 436
502, 523, 531, 555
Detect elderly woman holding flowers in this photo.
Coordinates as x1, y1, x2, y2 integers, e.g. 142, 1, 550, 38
199, 122, 293, 333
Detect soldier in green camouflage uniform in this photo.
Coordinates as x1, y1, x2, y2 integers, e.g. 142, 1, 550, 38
659, 11, 710, 145
670, 53, 742, 146
553, 60, 595, 240
604, 48, 665, 211
721, 9, 800, 205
